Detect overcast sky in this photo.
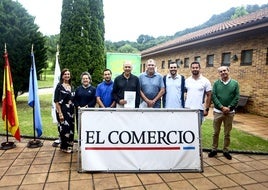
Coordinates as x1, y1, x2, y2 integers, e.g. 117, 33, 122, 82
17, 0, 267, 42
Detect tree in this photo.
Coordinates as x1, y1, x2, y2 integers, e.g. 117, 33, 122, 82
45, 34, 59, 71
118, 44, 139, 53
88, 0, 105, 86
59, 0, 105, 87
231, 6, 248, 19
137, 35, 155, 44
59, 0, 87, 87
0, 0, 47, 98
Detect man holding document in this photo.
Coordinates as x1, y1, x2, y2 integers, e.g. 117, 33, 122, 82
112, 61, 140, 108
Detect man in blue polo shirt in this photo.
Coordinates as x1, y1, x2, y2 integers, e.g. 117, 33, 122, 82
139, 59, 165, 108
96, 69, 115, 108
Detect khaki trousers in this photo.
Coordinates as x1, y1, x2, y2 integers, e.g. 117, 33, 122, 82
212, 112, 235, 152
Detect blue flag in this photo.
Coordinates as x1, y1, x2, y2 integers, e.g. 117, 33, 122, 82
28, 52, 43, 137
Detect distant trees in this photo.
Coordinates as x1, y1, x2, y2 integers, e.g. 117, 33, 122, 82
45, 3, 268, 68
231, 6, 248, 19
0, 0, 47, 98
45, 34, 59, 70
59, 0, 105, 87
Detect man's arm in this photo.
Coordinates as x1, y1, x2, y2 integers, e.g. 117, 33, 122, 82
96, 97, 105, 108
204, 91, 212, 116
140, 90, 149, 103
140, 87, 165, 107
153, 87, 165, 104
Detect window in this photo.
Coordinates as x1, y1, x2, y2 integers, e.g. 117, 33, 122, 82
194, 56, 200, 62
221, 52, 231, 66
166, 59, 173, 68
184, 57, 189, 68
175, 59, 182, 68
161, 61, 165, 69
206, 54, 214, 67
241, 49, 253, 66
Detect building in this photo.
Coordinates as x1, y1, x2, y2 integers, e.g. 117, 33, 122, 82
141, 8, 268, 117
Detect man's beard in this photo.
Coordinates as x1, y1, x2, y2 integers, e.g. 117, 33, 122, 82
192, 71, 199, 75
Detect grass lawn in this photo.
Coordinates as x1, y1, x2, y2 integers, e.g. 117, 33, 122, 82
201, 119, 268, 152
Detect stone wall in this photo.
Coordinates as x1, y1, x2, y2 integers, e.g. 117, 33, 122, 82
141, 33, 268, 117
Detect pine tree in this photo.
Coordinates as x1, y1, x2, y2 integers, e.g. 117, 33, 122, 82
59, 0, 105, 87
88, 0, 105, 86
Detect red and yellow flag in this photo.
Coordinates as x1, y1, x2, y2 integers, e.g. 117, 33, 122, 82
2, 52, 20, 141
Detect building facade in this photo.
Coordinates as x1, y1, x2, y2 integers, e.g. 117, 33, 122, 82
141, 8, 268, 117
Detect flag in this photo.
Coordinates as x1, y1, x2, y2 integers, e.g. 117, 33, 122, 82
2, 52, 21, 141
52, 51, 61, 123
28, 52, 42, 137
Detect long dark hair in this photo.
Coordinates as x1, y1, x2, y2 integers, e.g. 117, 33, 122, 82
60, 68, 72, 85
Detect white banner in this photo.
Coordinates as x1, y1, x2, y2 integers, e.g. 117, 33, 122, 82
79, 109, 202, 172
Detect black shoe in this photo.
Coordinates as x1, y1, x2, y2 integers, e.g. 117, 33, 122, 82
223, 152, 232, 160
208, 150, 217, 157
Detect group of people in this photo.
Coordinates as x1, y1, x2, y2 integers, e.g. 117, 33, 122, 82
54, 59, 240, 160
53, 68, 114, 153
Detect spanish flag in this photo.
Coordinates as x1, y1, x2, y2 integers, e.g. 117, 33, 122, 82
2, 51, 21, 141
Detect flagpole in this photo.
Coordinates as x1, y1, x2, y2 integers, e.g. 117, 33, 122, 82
32, 45, 36, 141
1, 43, 16, 150
4, 44, 9, 143
27, 44, 43, 148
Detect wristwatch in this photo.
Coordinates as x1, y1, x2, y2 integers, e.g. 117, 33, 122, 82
205, 108, 209, 112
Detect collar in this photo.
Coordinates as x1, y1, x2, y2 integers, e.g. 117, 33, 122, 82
220, 78, 231, 85
145, 71, 156, 77
167, 73, 179, 79
191, 74, 202, 80
82, 84, 91, 88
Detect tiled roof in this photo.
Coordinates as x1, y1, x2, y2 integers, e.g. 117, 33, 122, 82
141, 8, 268, 55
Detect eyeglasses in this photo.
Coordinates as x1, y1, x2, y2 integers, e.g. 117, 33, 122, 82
170, 67, 177, 69
219, 69, 227, 73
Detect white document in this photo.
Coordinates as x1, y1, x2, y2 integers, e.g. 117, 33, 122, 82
124, 91, 136, 108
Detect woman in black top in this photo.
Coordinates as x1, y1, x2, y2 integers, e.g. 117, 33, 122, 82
54, 68, 75, 153
73, 72, 96, 131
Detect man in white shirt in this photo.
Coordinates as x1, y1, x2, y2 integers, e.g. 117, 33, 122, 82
185, 61, 212, 123
162, 62, 185, 108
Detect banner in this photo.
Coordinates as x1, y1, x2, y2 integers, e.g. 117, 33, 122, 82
106, 53, 141, 79
28, 52, 42, 137
2, 52, 20, 141
51, 51, 60, 123
79, 109, 202, 172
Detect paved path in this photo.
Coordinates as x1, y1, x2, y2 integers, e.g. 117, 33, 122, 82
19, 87, 53, 97
0, 136, 267, 189
0, 103, 267, 189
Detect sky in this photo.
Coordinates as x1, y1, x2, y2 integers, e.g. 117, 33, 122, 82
17, 0, 267, 42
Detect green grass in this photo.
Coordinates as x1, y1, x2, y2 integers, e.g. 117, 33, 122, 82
38, 74, 54, 88
15, 94, 57, 139
201, 119, 268, 152
38, 67, 54, 88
